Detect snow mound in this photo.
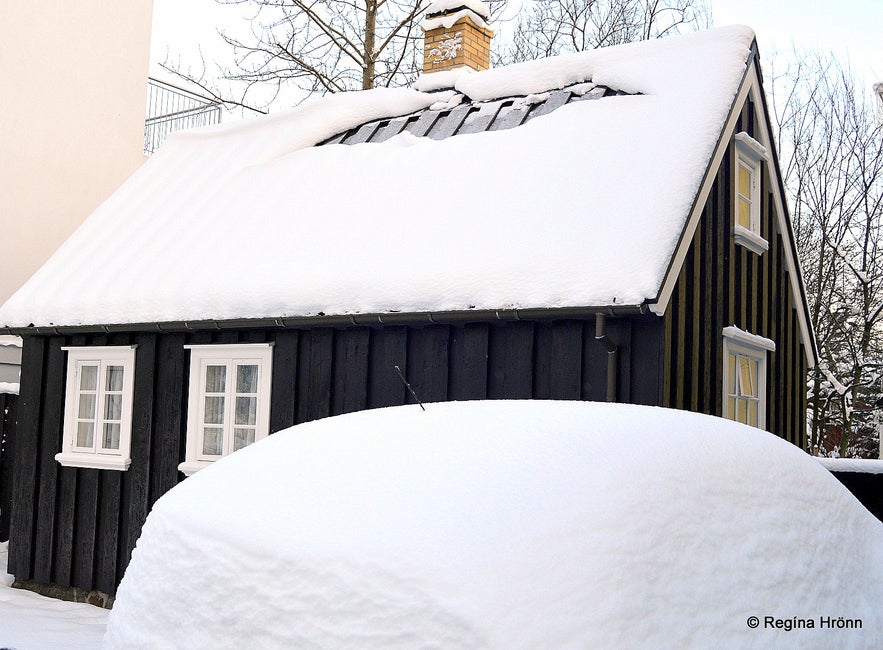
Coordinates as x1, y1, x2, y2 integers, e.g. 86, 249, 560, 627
105, 402, 882, 648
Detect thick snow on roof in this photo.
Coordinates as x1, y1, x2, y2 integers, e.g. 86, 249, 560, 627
0, 26, 755, 328
106, 401, 883, 648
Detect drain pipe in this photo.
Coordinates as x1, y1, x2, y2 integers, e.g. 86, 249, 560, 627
595, 314, 617, 402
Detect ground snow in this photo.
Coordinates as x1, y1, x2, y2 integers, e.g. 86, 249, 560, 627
0, 27, 755, 329
106, 401, 882, 649
818, 458, 883, 473
0, 543, 109, 649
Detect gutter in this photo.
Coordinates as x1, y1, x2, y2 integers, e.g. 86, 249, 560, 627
0, 304, 650, 336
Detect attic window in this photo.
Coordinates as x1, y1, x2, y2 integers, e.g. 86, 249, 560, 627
179, 343, 273, 476
57, 346, 137, 471
722, 327, 774, 429
732, 132, 769, 255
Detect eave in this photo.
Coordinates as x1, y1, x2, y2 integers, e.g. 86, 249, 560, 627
0, 304, 649, 336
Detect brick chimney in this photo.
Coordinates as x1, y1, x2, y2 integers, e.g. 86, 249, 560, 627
422, 1, 494, 74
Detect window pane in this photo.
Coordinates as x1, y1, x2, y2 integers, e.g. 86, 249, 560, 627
103, 423, 121, 450
738, 198, 751, 229
235, 396, 257, 426
748, 401, 758, 427
750, 358, 758, 394
727, 397, 735, 419
737, 399, 747, 424
237, 364, 258, 394
77, 421, 95, 448
233, 427, 255, 451
202, 428, 223, 456
80, 365, 98, 391
104, 394, 122, 421
738, 165, 751, 197
78, 393, 96, 419
106, 365, 124, 392
204, 396, 225, 425
739, 356, 755, 398
205, 365, 226, 393
727, 353, 736, 395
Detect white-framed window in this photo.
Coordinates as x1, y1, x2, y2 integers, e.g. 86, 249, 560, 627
722, 327, 775, 429
733, 132, 769, 255
57, 346, 137, 471
179, 343, 273, 476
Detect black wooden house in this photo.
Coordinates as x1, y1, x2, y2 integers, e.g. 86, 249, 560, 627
0, 16, 816, 601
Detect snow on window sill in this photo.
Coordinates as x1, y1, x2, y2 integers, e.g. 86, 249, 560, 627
733, 225, 769, 255
178, 460, 213, 476
55, 452, 131, 471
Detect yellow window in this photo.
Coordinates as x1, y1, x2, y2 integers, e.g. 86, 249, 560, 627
738, 356, 756, 398
738, 164, 751, 197
737, 165, 752, 229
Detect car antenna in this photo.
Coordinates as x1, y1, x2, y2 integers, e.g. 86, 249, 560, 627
394, 365, 426, 411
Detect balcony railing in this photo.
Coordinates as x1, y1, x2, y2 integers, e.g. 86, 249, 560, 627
144, 77, 222, 155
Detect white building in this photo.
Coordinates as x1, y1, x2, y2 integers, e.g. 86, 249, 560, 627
0, 1, 154, 307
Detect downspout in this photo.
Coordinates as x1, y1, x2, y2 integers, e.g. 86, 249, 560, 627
595, 314, 617, 402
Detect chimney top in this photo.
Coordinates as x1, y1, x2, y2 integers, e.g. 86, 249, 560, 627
425, 1, 491, 21
422, 0, 493, 75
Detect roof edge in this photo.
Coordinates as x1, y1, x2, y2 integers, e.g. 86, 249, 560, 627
648, 41, 818, 368
0, 304, 651, 336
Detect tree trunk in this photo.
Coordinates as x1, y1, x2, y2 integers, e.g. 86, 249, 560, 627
363, 0, 377, 89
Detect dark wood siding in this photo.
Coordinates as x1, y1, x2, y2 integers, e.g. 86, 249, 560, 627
8, 315, 662, 595
663, 96, 809, 448
0, 392, 17, 542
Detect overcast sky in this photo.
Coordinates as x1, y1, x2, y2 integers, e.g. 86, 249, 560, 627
150, 0, 883, 107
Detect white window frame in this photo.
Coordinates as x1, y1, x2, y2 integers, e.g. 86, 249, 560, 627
180, 343, 273, 476
57, 346, 137, 471
721, 327, 774, 430
733, 132, 770, 255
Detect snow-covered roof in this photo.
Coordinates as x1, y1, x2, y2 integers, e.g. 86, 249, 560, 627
0, 26, 756, 329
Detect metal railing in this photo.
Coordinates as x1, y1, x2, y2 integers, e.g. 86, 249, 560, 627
144, 77, 222, 155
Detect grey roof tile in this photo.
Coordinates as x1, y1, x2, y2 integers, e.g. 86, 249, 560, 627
321, 82, 626, 146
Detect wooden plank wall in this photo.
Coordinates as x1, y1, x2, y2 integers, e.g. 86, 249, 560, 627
8, 315, 663, 595
663, 97, 809, 448
0, 392, 17, 541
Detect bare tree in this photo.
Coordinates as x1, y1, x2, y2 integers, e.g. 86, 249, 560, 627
164, 0, 510, 111
498, 0, 711, 64
770, 50, 883, 457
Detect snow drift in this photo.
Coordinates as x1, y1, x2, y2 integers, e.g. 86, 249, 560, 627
105, 401, 882, 648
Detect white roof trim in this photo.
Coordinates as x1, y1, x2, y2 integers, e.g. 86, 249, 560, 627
648, 63, 816, 368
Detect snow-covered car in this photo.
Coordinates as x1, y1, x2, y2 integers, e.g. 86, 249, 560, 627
105, 401, 882, 648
